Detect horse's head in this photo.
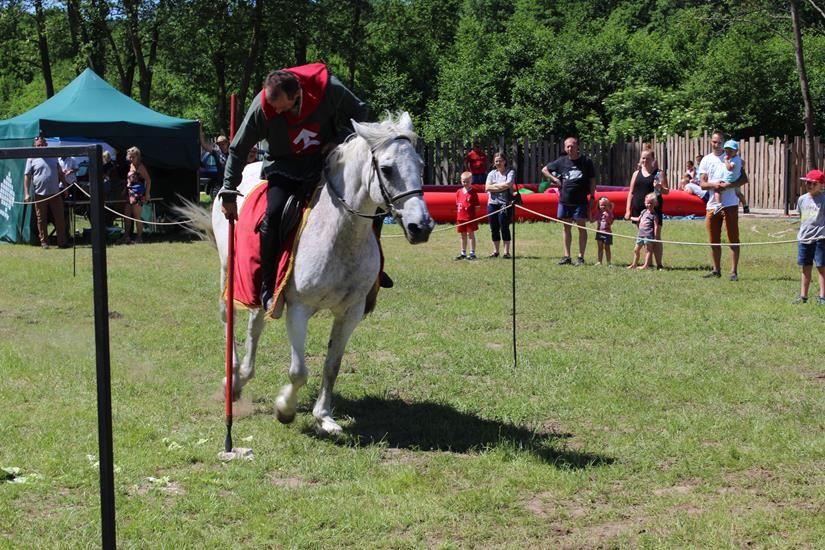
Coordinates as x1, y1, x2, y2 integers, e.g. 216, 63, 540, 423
351, 112, 434, 244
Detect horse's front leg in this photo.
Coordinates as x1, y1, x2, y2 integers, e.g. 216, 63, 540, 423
275, 303, 314, 424
313, 302, 364, 436
225, 307, 266, 399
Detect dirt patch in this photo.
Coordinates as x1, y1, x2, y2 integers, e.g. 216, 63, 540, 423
267, 471, 319, 489
670, 503, 702, 516
523, 491, 555, 518
232, 397, 256, 418
652, 478, 701, 496
128, 479, 186, 497
368, 350, 398, 363
379, 447, 429, 468
125, 360, 153, 381
560, 509, 647, 548
485, 342, 504, 350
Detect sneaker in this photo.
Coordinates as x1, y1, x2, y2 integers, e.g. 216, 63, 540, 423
729, 272, 738, 282
454, 253, 466, 261
816, 297, 825, 306
468, 253, 477, 260
40, 242, 49, 249
558, 256, 572, 265
594, 261, 602, 266
489, 252, 499, 258
793, 295, 808, 304
502, 253, 511, 259
575, 256, 585, 266
743, 204, 750, 214
656, 265, 665, 271
702, 270, 722, 278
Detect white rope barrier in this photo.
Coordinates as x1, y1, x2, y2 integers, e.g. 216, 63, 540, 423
12, 185, 73, 205
70, 183, 194, 226
515, 204, 802, 247
382, 204, 513, 238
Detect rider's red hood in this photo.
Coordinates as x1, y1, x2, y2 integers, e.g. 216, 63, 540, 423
260, 63, 329, 123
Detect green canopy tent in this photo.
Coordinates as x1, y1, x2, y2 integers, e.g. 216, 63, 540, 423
0, 68, 200, 243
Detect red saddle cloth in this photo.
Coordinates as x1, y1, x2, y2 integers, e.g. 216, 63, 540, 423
223, 181, 385, 319
223, 181, 308, 317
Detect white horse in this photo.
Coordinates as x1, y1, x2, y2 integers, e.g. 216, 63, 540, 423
184, 112, 433, 435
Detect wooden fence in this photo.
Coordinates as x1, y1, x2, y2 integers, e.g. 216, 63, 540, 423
418, 134, 825, 211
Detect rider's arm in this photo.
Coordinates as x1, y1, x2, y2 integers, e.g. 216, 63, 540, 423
328, 75, 369, 144
222, 98, 265, 197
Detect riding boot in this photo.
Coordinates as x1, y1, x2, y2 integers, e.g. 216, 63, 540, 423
259, 217, 280, 310
373, 215, 394, 288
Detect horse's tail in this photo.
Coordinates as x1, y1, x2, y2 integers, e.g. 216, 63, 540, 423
171, 196, 217, 248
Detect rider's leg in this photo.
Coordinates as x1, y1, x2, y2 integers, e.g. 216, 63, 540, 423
260, 176, 302, 309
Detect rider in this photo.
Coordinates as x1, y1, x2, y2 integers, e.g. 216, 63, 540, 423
220, 63, 390, 311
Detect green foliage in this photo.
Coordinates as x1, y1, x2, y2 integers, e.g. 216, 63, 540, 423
0, 0, 823, 141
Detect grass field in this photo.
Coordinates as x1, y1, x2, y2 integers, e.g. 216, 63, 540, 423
1, 215, 823, 548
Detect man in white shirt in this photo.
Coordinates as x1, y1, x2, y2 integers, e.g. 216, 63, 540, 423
698, 130, 749, 281
59, 156, 79, 189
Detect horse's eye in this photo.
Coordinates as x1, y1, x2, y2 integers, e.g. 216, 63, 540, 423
380, 166, 393, 179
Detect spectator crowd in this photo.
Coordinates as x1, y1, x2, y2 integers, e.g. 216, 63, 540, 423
456, 131, 825, 304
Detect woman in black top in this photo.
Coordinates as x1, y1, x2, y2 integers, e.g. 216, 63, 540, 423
625, 149, 669, 268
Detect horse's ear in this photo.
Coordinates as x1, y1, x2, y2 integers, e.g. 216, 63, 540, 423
398, 112, 413, 132
352, 119, 367, 139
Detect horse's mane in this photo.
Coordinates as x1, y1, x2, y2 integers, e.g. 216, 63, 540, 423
327, 113, 418, 172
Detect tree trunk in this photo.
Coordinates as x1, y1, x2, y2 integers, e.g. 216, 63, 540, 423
66, 0, 82, 57
33, 0, 54, 98
124, 0, 162, 106
790, 0, 816, 171
238, 0, 265, 115
88, 0, 110, 77
213, 51, 228, 134
346, 0, 364, 88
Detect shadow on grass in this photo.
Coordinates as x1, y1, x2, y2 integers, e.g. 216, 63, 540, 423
306, 395, 614, 469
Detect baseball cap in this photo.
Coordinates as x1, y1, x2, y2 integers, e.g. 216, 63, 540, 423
723, 139, 738, 151
216, 135, 229, 144
801, 169, 825, 184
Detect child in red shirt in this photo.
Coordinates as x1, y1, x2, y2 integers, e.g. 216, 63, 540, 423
455, 171, 480, 260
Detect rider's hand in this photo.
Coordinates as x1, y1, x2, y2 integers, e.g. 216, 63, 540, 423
221, 201, 238, 221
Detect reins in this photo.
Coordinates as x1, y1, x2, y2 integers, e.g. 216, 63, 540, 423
326, 135, 423, 221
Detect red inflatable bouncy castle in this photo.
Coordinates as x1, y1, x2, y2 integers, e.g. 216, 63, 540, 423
423, 185, 707, 223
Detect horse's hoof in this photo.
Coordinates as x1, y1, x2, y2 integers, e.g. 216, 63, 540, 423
275, 395, 296, 424
315, 417, 343, 437
221, 378, 243, 402
276, 408, 296, 424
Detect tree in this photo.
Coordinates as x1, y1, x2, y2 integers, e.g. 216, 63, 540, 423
33, 0, 54, 97
790, 0, 817, 170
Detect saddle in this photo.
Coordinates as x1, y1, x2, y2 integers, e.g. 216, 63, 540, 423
224, 180, 384, 320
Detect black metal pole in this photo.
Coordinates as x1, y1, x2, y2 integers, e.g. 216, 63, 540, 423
72, 202, 76, 277
88, 145, 117, 549
511, 203, 517, 369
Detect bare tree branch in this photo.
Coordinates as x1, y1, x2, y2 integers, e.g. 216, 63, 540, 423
806, 0, 825, 20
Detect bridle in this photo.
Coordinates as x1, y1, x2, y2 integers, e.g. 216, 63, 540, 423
326, 135, 424, 221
